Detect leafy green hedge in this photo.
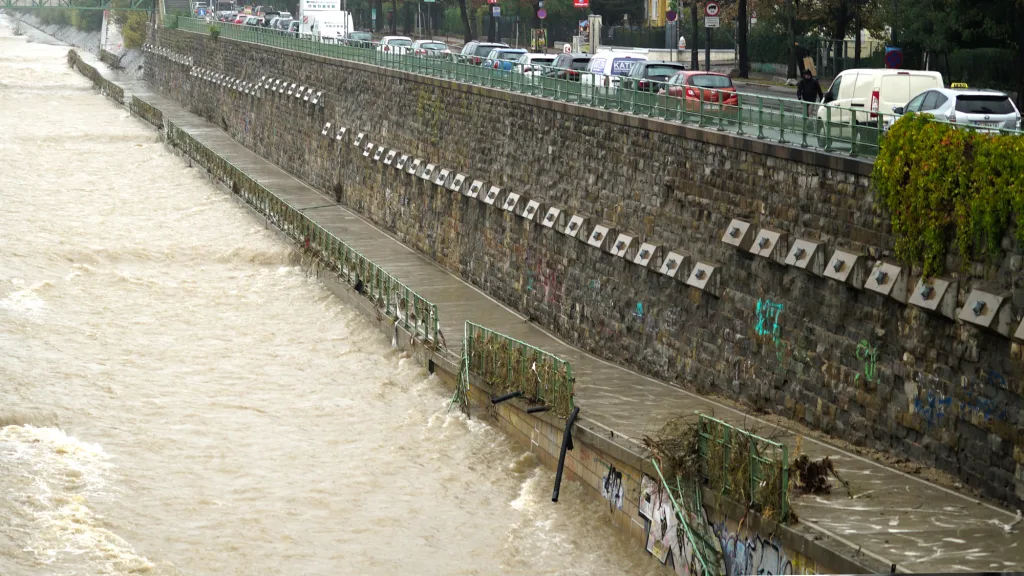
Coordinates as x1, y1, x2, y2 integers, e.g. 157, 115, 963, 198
873, 114, 1024, 277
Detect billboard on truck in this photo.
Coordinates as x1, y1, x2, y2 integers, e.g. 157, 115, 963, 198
299, 0, 341, 35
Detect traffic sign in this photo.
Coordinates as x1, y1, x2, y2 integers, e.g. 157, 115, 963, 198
884, 46, 903, 69
563, 43, 571, 53
704, 16, 719, 27
572, 0, 588, 7
750, 11, 757, 23
492, 5, 500, 16
704, 2, 719, 17
677, 34, 686, 50
665, 9, 676, 21
537, 7, 547, 18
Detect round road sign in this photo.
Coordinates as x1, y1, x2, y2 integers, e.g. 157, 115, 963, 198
537, 7, 547, 18
665, 9, 676, 21
884, 47, 903, 68
704, 2, 719, 17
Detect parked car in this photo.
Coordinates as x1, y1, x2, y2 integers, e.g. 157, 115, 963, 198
232, 13, 247, 23
891, 87, 1021, 131
460, 41, 509, 65
660, 71, 737, 111
534, 53, 591, 81
343, 31, 373, 48
288, 20, 300, 37
243, 15, 261, 26
216, 10, 235, 21
411, 40, 451, 58
619, 61, 687, 92
817, 68, 943, 128
513, 53, 555, 74
483, 48, 527, 70
377, 36, 414, 55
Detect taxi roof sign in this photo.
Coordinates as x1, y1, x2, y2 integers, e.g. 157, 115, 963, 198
950, 82, 969, 89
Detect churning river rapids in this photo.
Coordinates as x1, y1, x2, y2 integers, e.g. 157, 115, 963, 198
0, 18, 658, 576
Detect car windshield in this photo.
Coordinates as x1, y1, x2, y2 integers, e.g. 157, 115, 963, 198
570, 58, 591, 70
388, 39, 413, 47
350, 32, 371, 39
421, 42, 446, 50
533, 57, 554, 65
955, 95, 1016, 114
499, 51, 525, 60
278, 11, 290, 17
646, 65, 686, 78
691, 74, 732, 88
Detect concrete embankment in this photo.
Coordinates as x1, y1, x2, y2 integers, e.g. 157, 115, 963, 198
65, 38, 1024, 576
3, 11, 144, 77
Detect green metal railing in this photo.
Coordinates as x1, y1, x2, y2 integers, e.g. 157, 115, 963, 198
456, 321, 574, 418
67, 49, 124, 104
652, 458, 722, 576
696, 414, 791, 523
164, 119, 441, 345
165, 17, 1024, 159
1, 0, 152, 9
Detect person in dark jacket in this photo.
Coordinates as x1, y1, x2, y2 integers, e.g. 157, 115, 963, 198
796, 69, 824, 114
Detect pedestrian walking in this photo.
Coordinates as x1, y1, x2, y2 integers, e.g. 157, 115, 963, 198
797, 69, 824, 115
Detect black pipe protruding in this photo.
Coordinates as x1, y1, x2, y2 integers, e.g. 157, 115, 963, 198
526, 406, 550, 414
491, 391, 524, 405
552, 406, 580, 503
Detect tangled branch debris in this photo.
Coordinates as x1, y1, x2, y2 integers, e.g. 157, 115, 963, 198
792, 455, 854, 497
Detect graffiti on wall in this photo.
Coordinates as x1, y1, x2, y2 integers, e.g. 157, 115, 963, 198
638, 474, 815, 576
755, 299, 789, 367
602, 465, 624, 510
712, 521, 814, 576
854, 340, 878, 384
914, 369, 1011, 427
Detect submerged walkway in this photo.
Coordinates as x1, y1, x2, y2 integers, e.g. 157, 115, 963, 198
80, 50, 1023, 573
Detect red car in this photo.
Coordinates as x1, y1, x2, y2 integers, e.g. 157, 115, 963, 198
232, 13, 247, 24
660, 71, 738, 112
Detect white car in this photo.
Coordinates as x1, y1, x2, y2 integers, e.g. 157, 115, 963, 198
377, 36, 414, 55
581, 51, 646, 90
411, 40, 451, 58
514, 53, 555, 74
893, 87, 1021, 131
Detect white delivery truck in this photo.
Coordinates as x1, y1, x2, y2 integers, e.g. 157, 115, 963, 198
297, 0, 339, 37
310, 12, 355, 42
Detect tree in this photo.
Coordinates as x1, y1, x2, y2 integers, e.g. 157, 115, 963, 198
458, 0, 474, 41
738, 0, 748, 76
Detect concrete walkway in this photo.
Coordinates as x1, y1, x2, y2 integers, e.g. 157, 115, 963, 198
83, 50, 1023, 573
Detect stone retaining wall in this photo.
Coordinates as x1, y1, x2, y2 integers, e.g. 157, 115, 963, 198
145, 29, 1024, 506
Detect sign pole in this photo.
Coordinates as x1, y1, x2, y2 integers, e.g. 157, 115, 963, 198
705, 27, 710, 70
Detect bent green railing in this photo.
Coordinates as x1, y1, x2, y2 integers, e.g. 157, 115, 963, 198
652, 458, 722, 576
696, 414, 791, 523
164, 120, 441, 345
456, 321, 574, 418
164, 17, 1024, 159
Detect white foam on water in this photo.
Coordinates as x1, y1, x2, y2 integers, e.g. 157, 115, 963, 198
0, 425, 154, 574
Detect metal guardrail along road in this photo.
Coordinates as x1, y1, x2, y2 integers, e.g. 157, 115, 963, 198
2, 0, 152, 9
168, 16, 1023, 159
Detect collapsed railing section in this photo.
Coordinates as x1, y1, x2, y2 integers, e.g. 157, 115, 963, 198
452, 321, 574, 419
697, 414, 791, 523
66, 49, 124, 104
164, 120, 441, 345
651, 458, 723, 576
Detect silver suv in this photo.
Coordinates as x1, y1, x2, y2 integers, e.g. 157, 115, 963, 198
893, 87, 1021, 131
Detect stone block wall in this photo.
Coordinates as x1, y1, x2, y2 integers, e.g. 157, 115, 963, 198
146, 30, 1024, 506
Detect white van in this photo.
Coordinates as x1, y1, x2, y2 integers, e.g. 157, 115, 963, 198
817, 68, 944, 127
310, 12, 354, 43
582, 49, 647, 90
